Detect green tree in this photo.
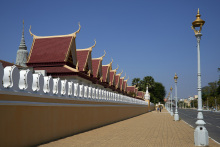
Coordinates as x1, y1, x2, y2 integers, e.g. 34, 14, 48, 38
151, 82, 166, 103
132, 78, 141, 89
131, 76, 166, 104
141, 76, 155, 92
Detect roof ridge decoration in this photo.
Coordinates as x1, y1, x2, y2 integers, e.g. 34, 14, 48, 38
93, 50, 106, 60
117, 70, 123, 76
29, 22, 81, 39
112, 64, 119, 72
77, 39, 96, 51
125, 76, 129, 82
103, 58, 113, 67
122, 73, 126, 79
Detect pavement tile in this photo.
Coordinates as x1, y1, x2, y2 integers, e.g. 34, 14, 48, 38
40, 109, 219, 147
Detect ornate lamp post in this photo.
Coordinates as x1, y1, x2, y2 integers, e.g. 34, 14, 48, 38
174, 73, 179, 121
192, 8, 209, 146
167, 92, 170, 112
170, 86, 173, 116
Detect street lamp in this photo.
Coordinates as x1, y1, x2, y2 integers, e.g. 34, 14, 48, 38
174, 73, 179, 121
170, 86, 173, 116
192, 8, 209, 146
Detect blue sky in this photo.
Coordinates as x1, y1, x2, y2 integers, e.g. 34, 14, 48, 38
0, 0, 219, 99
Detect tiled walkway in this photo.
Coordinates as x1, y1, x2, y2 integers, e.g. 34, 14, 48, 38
41, 109, 219, 147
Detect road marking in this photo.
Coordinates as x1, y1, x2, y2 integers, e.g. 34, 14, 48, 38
206, 122, 212, 125
182, 120, 194, 128
209, 137, 220, 145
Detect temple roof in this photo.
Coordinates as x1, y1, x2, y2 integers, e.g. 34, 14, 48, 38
27, 23, 81, 68
137, 91, 144, 99
102, 59, 113, 83
109, 64, 118, 86
127, 86, 135, 93
92, 59, 101, 78
102, 66, 109, 82
92, 50, 105, 80
76, 40, 96, 73
119, 73, 126, 90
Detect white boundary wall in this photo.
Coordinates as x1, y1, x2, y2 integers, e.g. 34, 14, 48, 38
0, 65, 150, 106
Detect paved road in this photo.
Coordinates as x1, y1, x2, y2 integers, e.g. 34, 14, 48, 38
178, 108, 220, 144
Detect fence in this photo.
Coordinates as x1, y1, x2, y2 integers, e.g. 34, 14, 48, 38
0, 63, 154, 146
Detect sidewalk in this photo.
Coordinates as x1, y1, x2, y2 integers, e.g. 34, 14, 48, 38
41, 109, 219, 147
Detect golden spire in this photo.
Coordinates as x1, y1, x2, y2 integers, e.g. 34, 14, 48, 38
192, 8, 205, 34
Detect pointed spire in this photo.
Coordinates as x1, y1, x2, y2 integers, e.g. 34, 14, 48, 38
19, 20, 27, 50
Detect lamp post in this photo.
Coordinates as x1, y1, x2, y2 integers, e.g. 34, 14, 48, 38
170, 86, 173, 116
191, 8, 209, 146
168, 92, 170, 112
174, 73, 179, 121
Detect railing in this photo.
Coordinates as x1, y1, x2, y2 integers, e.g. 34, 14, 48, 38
0, 64, 148, 106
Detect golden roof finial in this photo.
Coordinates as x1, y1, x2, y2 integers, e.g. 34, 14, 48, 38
29, 25, 35, 37
118, 70, 123, 76
110, 58, 113, 65
123, 72, 126, 79
101, 50, 106, 59
126, 76, 129, 81
115, 64, 119, 71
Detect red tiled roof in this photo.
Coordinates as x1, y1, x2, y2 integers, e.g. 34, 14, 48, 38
120, 78, 124, 90
123, 80, 127, 91
92, 59, 101, 78
76, 50, 90, 71
28, 36, 72, 64
115, 75, 120, 88
135, 88, 138, 94
0, 60, 22, 68
102, 66, 109, 82
109, 71, 116, 86
127, 86, 135, 93
137, 91, 144, 98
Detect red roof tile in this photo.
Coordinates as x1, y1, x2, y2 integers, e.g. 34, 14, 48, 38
123, 81, 127, 91
92, 59, 101, 78
127, 86, 135, 93
76, 50, 90, 71
102, 66, 109, 82
109, 71, 116, 86
137, 91, 144, 98
28, 36, 72, 64
120, 78, 124, 90
114, 75, 120, 88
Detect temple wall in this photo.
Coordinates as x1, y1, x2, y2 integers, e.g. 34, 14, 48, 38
0, 64, 154, 146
